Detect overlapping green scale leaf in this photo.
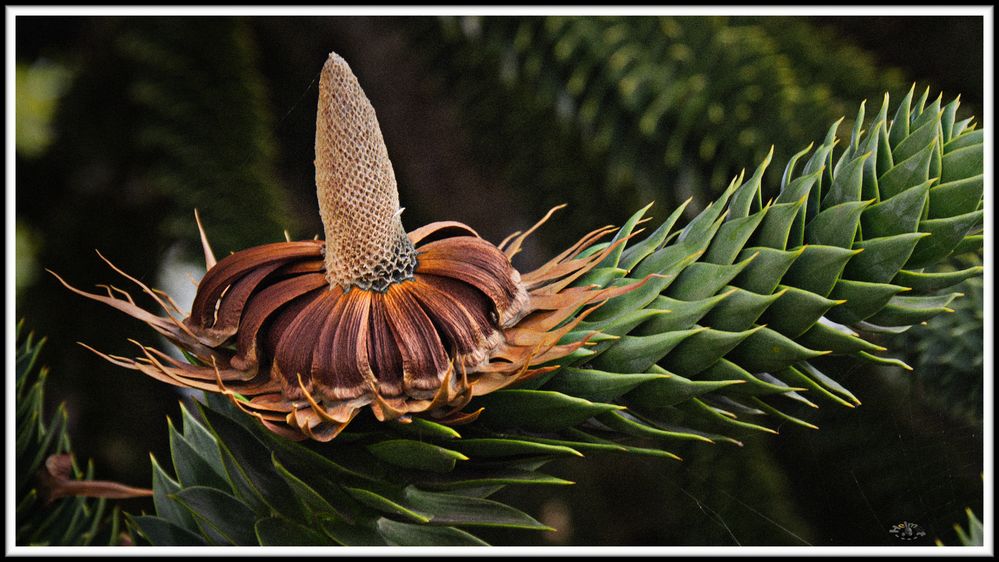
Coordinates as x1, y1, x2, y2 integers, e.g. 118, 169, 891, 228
133, 392, 565, 546
936, 508, 985, 547
496, 87, 984, 450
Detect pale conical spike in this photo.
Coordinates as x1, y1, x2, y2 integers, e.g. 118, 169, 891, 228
315, 52, 417, 291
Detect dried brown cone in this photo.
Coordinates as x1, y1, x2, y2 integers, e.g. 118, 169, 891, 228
54, 52, 647, 441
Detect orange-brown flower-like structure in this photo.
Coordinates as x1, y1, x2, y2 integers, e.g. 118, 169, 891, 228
55, 52, 645, 441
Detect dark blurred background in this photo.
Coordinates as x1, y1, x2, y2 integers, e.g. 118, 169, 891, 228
14, 15, 985, 546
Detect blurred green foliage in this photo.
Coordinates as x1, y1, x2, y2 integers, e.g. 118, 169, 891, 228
16, 16, 293, 490
16, 220, 42, 295
401, 16, 910, 251
15, 61, 73, 158
892, 254, 984, 423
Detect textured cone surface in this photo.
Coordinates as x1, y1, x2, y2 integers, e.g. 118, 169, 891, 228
316, 52, 417, 291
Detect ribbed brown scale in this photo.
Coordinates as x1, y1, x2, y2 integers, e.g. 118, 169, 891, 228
328, 289, 374, 398
412, 274, 501, 361
230, 274, 327, 371
384, 282, 451, 394
274, 289, 341, 397
367, 296, 405, 397
416, 237, 528, 325
209, 262, 284, 340
264, 288, 325, 379
59, 50, 650, 441
188, 241, 322, 329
